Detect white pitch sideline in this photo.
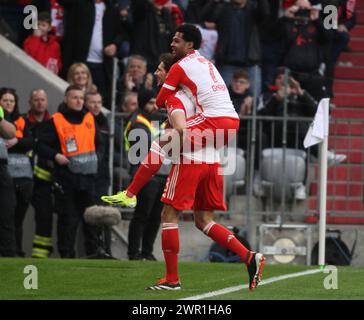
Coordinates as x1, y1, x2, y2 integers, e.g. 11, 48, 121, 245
179, 268, 323, 300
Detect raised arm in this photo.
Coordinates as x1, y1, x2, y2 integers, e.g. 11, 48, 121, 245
156, 63, 184, 107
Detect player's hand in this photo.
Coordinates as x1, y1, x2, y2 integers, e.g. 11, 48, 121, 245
6, 137, 18, 148
104, 44, 117, 57
55, 153, 70, 166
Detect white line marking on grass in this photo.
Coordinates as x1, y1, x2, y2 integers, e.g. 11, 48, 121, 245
180, 269, 322, 300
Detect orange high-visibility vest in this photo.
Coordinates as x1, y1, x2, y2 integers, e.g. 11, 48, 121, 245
15, 116, 25, 138
52, 112, 98, 174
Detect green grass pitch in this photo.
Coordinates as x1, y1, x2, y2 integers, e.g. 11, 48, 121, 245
0, 258, 363, 300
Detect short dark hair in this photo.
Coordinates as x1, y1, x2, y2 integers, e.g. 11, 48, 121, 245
65, 85, 84, 95
159, 53, 177, 73
38, 11, 51, 24
176, 23, 202, 50
233, 68, 249, 81
85, 91, 102, 100
138, 89, 155, 110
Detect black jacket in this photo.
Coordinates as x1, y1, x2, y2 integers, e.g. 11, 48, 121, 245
202, 0, 270, 66
24, 111, 54, 177
228, 86, 251, 114
36, 105, 104, 190
130, 0, 176, 72
59, 0, 125, 77
259, 0, 281, 43
94, 112, 110, 191
279, 17, 332, 73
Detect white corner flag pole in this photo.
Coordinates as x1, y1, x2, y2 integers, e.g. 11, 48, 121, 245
318, 123, 328, 269
303, 98, 330, 269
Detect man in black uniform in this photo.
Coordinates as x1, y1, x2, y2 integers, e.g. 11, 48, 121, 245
37, 85, 103, 258
26, 89, 54, 258
0, 104, 16, 257
125, 89, 169, 260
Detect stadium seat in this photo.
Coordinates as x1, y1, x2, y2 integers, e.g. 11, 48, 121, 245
221, 147, 246, 203
260, 148, 307, 202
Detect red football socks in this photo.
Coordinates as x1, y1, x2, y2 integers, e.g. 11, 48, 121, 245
204, 222, 251, 264
161, 223, 180, 283
127, 141, 165, 196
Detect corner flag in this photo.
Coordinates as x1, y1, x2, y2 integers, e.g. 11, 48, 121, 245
304, 98, 330, 148
303, 98, 330, 268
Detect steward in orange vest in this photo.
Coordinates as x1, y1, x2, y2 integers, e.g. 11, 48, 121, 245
37, 87, 104, 185
36, 85, 102, 258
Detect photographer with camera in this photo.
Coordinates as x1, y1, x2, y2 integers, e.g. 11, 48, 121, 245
278, 0, 332, 101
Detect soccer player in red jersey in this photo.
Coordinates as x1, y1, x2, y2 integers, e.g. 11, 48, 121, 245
102, 24, 240, 206
103, 24, 265, 290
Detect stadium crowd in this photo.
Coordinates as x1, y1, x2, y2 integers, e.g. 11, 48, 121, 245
0, 0, 356, 259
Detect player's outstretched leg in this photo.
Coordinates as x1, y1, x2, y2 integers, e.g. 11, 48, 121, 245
202, 220, 265, 290
101, 141, 166, 207
246, 252, 265, 290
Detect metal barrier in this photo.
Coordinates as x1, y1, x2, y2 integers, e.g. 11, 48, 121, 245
235, 115, 364, 244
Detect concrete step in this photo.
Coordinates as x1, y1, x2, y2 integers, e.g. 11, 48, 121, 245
357, 1, 364, 10
328, 136, 364, 150
333, 93, 364, 107
309, 197, 364, 211
335, 65, 364, 79
333, 79, 364, 94
349, 36, 364, 52
339, 52, 364, 66
350, 26, 364, 37
332, 107, 364, 118
314, 165, 364, 181
329, 122, 364, 136
342, 150, 364, 163
357, 10, 364, 25
310, 182, 363, 197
